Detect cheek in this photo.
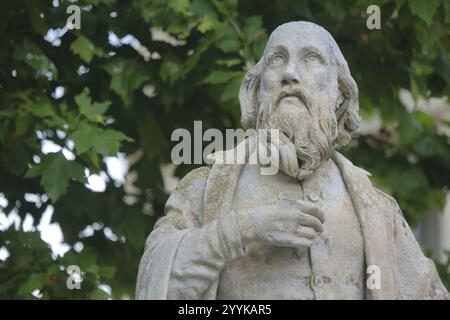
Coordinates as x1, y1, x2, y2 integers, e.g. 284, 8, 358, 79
260, 68, 282, 93
302, 66, 337, 91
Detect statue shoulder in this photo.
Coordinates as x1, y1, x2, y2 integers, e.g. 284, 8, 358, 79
332, 151, 371, 177
163, 166, 211, 227
173, 166, 211, 195
332, 151, 404, 218
373, 187, 404, 217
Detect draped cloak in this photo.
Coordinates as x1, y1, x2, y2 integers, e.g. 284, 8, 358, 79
136, 147, 449, 300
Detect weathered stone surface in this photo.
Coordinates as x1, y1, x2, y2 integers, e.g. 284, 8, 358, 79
136, 21, 449, 300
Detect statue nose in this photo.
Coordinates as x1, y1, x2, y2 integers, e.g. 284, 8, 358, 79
281, 63, 300, 85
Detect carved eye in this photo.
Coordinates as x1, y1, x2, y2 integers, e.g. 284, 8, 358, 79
304, 53, 321, 64
269, 54, 285, 66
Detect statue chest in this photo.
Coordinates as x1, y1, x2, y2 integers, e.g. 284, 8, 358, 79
217, 160, 365, 299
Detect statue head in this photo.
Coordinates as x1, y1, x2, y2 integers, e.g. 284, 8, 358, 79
239, 21, 361, 179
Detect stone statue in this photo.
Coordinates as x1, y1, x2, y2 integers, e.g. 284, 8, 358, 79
136, 21, 449, 299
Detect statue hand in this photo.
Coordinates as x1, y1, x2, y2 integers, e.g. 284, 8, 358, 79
235, 199, 325, 248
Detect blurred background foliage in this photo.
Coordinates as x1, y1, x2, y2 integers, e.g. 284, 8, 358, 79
0, 0, 449, 299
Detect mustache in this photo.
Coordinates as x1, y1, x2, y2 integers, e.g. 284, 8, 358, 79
272, 86, 312, 115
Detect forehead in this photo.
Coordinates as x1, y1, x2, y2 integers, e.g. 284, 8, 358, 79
264, 22, 334, 56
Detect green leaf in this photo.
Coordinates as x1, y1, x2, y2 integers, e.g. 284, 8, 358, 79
25, 0, 47, 35
89, 0, 116, 4
397, 113, 423, 145
203, 70, 242, 84
389, 166, 428, 196
17, 273, 45, 297
214, 22, 241, 53
103, 59, 148, 106
28, 99, 54, 118
183, 34, 215, 75
211, 0, 238, 18
70, 35, 105, 63
197, 15, 214, 33
14, 39, 58, 80
75, 88, 111, 122
220, 75, 242, 102
0, 138, 30, 175
242, 15, 263, 43
137, 113, 165, 159
99, 266, 116, 279
168, 0, 190, 15
71, 124, 132, 156
160, 57, 182, 85
89, 288, 109, 300
15, 114, 33, 136
408, 0, 439, 25
64, 246, 98, 272
191, 0, 217, 18
443, 0, 450, 23
215, 58, 241, 67
25, 152, 86, 202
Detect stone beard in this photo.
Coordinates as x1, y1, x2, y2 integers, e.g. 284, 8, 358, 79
259, 83, 339, 180
136, 21, 449, 300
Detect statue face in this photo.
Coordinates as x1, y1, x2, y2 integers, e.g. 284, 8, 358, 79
259, 25, 340, 109
258, 22, 342, 179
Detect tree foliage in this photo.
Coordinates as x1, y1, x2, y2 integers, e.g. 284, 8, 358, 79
0, 0, 449, 298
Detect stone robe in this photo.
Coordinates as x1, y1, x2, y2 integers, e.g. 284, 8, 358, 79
136, 149, 449, 300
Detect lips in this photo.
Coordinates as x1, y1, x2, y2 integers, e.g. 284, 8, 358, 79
280, 95, 300, 103
275, 91, 304, 106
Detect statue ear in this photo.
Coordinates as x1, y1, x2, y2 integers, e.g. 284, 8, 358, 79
335, 77, 361, 146
239, 60, 264, 129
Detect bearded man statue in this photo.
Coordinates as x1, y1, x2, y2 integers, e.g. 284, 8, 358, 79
136, 21, 449, 300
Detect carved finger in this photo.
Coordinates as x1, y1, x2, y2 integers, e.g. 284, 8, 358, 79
295, 200, 325, 223
296, 226, 316, 239
266, 232, 313, 248
298, 213, 324, 233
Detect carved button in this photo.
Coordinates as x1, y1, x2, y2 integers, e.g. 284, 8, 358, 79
313, 275, 324, 288
308, 192, 320, 202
